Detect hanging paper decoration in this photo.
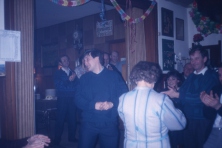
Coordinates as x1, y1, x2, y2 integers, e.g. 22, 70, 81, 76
189, 1, 222, 36
100, 0, 106, 21
110, 0, 157, 24
49, 0, 90, 7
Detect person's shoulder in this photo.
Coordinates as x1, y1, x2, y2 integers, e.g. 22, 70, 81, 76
79, 71, 91, 80
148, 89, 170, 103
104, 67, 118, 75
205, 69, 218, 79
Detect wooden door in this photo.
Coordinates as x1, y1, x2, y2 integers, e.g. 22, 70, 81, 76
109, 41, 126, 59
109, 41, 127, 81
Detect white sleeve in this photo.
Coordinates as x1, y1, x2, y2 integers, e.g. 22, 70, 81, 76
162, 96, 187, 131
118, 94, 125, 122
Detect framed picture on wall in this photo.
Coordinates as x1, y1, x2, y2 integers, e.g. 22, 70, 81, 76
162, 39, 174, 71
176, 18, 184, 41
161, 8, 174, 37
41, 43, 59, 67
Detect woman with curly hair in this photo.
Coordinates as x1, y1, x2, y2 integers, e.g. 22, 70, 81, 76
118, 61, 186, 148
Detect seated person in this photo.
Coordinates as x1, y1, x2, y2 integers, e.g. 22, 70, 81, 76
182, 62, 194, 80
118, 61, 186, 148
164, 70, 183, 108
163, 70, 184, 148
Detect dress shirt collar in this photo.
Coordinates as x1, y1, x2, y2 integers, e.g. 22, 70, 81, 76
61, 67, 70, 76
194, 67, 208, 75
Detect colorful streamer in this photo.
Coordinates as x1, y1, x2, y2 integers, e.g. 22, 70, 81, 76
110, 0, 157, 24
49, 0, 90, 7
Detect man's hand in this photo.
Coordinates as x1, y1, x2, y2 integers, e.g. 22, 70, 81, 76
95, 101, 114, 110
24, 134, 51, 148
69, 72, 76, 81
162, 87, 179, 98
102, 101, 114, 110
200, 91, 222, 110
95, 102, 104, 110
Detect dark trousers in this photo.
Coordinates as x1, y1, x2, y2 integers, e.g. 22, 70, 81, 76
78, 122, 119, 148
169, 130, 184, 148
183, 119, 213, 148
54, 97, 77, 144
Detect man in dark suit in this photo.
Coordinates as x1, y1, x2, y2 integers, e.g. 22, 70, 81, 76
53, 55, 78, 147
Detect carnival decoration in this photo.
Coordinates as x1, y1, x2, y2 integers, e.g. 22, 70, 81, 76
100, 0, 106, 21
110, 0, 157, 24
49, 0, 90, 7
189, 1, 222, 36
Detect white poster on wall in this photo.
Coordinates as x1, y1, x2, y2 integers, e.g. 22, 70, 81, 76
96, 20, 113, 37
0, 30, 21, 62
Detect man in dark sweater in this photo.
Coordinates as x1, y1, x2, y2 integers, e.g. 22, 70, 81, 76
53, 55, 78, 147
200, 65, 222, 148
75, 49, 128, 148
163, 46, 220, 148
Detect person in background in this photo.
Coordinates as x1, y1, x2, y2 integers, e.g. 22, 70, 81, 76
53, 55, 78, 147
110, 51, 125, 73
200, 65, 222, 148
75, 49, 128, 148
103, 52, 117, 71
164, 70, 183, 108
163, 46, 220, 148
163, 70, 184, 148
75, 54, 87, 78
104, 52, 123, 77
182, 62, 194, 80
118, 61, 186, 148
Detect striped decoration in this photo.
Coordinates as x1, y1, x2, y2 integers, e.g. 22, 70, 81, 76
49, 0, 90, 7
110, 0, 157, 24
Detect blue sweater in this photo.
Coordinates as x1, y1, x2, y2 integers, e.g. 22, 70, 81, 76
75, 68, 128, 124
179, 69, 219, 119
54, 69, 78, 98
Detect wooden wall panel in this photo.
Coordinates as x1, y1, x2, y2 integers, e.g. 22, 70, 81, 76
3, 0, 35, 139
34, 9, 126, 96
144, 5, 158, 63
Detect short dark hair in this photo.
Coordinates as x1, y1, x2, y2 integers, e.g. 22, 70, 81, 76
130, 61, 161, 85
189, 45, 208, 59
84, 49, 104, 65
165, 70, 183, 87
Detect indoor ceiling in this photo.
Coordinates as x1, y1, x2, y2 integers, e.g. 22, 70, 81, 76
35, 0, 222, 29
35, 0, 115, 29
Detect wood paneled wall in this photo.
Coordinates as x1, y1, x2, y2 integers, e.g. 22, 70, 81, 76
1, 0, 34, 139
144, 5, 158, 63
34, 9, 125, 97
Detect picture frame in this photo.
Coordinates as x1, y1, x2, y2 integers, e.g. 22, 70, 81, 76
176, 18, 184, 41
162, 39, 174, 71
41, 43, 59, 67
161, 8, 174, 37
